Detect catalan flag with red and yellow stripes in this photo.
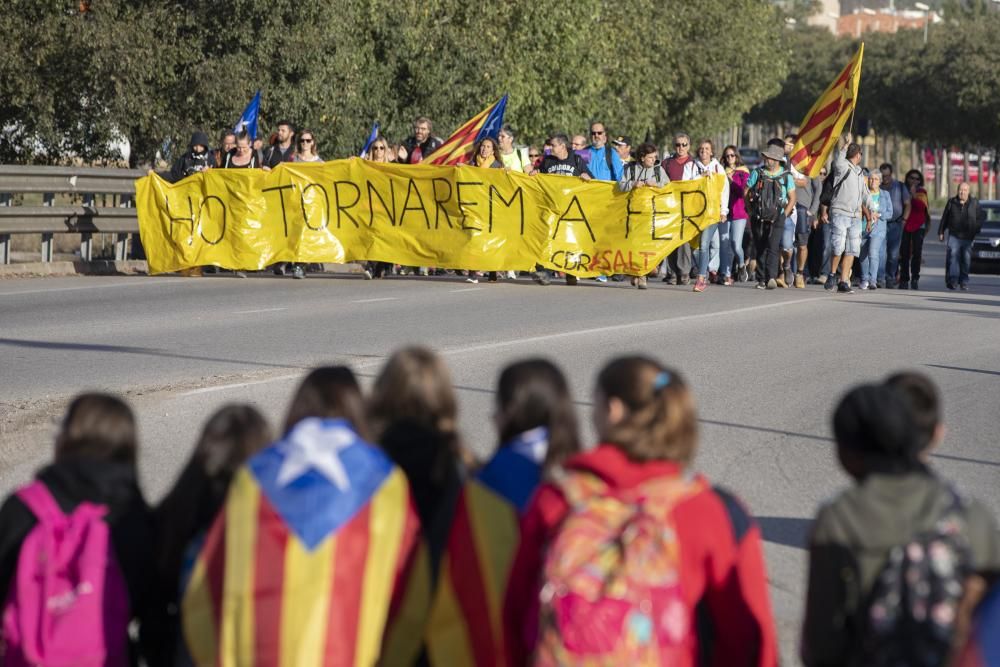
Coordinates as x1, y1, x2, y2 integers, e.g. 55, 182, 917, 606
789, 44, 864, 178
422, 94, 509, 166
382, 429, 548, 666
180, 418, 420, 667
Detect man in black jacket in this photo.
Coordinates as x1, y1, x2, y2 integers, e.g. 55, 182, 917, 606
402, 116, 443, 164
938, 182, 985, 290
168, 131, 213, 183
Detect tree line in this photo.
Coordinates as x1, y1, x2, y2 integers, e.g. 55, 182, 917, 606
1, 0, 998, 167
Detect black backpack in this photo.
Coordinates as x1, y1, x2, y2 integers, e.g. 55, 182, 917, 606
819, 169, 851, 208
861, 490, 972, 667
748, 168, 787, 224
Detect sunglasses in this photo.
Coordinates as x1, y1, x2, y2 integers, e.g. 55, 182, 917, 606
723, 153, 737, 159
675, 142, 689, 148
373, 145, 386, 151
591, 130, 605, 136
299, 138, 313, 144
529, 153, 541, 158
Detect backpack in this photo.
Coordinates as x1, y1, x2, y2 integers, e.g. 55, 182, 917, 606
747, 168, 787, 224
625, 162, 662, 186
0, 481, 130, 667
534, 471, 706, 666
819, 169, 851, 208
861, 489, 972, 667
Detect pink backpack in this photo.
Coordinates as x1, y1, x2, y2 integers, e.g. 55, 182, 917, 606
534, 472, 706, 667
1, 481, 130, 667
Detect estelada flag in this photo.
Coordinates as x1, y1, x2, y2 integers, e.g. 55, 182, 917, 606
789, 44, 864, 178
953, 585, 1000, 666
422, 94, 509, 166
181, 418, 419, 667
388, 429, 548, 666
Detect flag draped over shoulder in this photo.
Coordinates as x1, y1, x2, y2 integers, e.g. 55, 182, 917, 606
953, 585, 1000, 666
181, 418, 419, 667
422, 94, 509, 166
386, 429, 547, 667
789, 44, 864, 178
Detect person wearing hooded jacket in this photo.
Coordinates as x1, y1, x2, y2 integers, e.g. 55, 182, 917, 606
168, 130, 214, 184
684, 139, 730, 292
618, 143, 668, 290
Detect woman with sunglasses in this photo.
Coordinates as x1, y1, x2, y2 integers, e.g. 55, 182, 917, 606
721, 145, 751, 284
292, 130, 322, 162
363, 137, 394, 278
465, 137, 504, 283
683, 139, 729, 292
898, 169, 930, 289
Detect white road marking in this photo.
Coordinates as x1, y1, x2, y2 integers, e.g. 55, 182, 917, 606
232, 307, 287, 314
449, 287, 483, 293
351, 297, 398, 303
0, 279, 185, 298
178, 297, 824, 396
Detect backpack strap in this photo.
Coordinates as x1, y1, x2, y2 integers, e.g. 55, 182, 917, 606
16, 481, 66, 525
604, 146, 616, 180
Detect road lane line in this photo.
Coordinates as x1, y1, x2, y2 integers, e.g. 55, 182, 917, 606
351, 297, 398, 303
449, 288, 483, 293
0, 279, 186, 298
176, 297, 824, 397
232, 307, 287, 314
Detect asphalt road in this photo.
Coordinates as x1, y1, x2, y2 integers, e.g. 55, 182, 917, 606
1, 238, 998, 662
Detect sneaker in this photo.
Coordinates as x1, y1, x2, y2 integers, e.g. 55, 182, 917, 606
837, 281, 854, 293
709, 271, 718, 284
775, 274, 787, 288
738, 265, 749, 282
637, 277, 648, 290
272, 264, 286, 276
898, 281, 909, 290
693, 277, 707, 292
418, 267, 429, 276
946, 282, 957, 290
723, 276, 734, 286
784, 268, 794, 287
756, 281, 767, 289
566, 275, 578, 286
807, 276, 820, 285
663, 275, 674, 283
595, 275, 608, 283
868, 282, 878, 290
532, 271, 551, 286
824, 276, 836, 291
466, 277, 479, 284
679, 276, 690, 286
876, 280, 886, 289
859, 280, 869, 290
818, 274, 828, 285
507, 271, 517, 280
794, 273, 806, 289
292, 265, 305, 279
363, 269, 373, 280
960, 283, 969, 291
910, 280, 919, 290
766, 279, 777, 290
234, 271, 247, 279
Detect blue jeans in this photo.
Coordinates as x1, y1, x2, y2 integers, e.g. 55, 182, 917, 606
719, 218, 747, 277
781, 215, 795, 251
881, 220, 904, 282
859, 218, 886, 283
696, 222, 720, 277
946, 235, 973, 286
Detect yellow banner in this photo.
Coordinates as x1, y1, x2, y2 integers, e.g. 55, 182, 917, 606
135, 158, 724, 277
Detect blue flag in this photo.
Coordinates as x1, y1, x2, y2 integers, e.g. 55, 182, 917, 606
233, 90, 261, 141
359, 121, 380, 158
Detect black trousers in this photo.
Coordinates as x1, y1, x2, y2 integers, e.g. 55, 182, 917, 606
753, 221, 781, 283
898, 229, 925, 283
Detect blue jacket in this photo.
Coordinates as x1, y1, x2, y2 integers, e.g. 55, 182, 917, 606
587, 145, 623, 182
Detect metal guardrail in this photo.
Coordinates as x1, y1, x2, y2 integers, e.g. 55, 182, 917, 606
0, 165, 144, 264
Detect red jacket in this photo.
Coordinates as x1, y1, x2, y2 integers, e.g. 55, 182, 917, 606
503, 444, 778, 667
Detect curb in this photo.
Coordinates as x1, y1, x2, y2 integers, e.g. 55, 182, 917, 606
0, 260, 365, 278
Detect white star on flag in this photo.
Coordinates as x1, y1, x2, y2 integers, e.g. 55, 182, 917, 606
275, 418, 356, 491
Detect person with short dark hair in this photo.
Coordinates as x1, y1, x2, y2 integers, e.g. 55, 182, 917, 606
801, 379, 1000, 667
533, 134, 592, 287
262, 119, 296, 170
823, 141, 872, 294
215, 131, 236, 168
0, 393, 157, 662
618, 143, 667, 290
505, 357, 778, 666
169, 130, 213, 184
878, 162, 911, 288
938, 181, 986, 291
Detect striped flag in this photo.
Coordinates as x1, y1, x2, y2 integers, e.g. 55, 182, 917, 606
386, 429, 547, 666
422, 94, 509, 166
181, 418, 419, 667
789, 44, 864, 178
953, 585, 1000, 666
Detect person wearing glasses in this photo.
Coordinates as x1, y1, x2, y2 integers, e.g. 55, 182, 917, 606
586, 121, 623, 183
661, 133, 695, 285
497, 125, 533, 174
363, 137, 394, 279
292, 130, 322, 162
721, 145, 751, 284
683, 140, 730, 292
528, 146, 543, 170
618, 143, 668, 290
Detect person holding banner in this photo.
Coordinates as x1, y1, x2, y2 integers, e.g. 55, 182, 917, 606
465, 137, 504, 284
498, 125, 533, 174
222, 132, 259, 169
618, 143, 668, 290
403, 116, 443, 164
291, 129, 322, 163
662, 133, 695, 285
684, 139, 729, 293
533, 134, 592, 287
